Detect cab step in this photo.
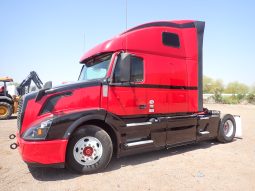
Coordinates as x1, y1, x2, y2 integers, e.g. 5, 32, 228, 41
125, 140, 154, 148
198, 131, 210, 135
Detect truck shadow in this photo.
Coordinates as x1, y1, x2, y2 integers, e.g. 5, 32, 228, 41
105, 140, 219, 173
29, 140, 220, 181
9, 116, 17, 120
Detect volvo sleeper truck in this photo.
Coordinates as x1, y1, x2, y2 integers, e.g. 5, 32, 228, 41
12, 20, 241, 174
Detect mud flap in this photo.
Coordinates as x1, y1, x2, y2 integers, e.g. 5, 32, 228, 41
234, 115, 242, 138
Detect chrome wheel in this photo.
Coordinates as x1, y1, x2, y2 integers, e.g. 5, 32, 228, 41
223, 120, 234, 138
73, 136, 103, 166
217, 114, 236, 143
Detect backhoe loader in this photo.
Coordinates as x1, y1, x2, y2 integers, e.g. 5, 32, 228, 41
0, 71, 43, 119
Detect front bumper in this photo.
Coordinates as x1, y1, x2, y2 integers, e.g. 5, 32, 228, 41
17, 134, 68, 166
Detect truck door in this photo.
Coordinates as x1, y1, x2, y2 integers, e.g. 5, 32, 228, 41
107, 53, 167, 148
107, 54, 147, 116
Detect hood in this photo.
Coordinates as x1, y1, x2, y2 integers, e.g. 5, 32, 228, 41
45, 80, 103, 95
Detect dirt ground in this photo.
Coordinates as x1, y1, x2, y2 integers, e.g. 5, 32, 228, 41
0, 104, 255, 191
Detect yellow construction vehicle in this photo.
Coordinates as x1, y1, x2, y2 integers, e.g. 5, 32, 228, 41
0, 77, 19, 119
0, 71, 43, 120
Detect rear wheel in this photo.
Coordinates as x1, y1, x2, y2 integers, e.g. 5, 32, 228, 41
0, 102, 13, 120
217, 114, 236, 143
66, 125, 113, 174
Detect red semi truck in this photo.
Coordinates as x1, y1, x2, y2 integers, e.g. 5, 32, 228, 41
11, 20, 240, 174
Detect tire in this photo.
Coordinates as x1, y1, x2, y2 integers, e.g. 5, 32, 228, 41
217, 114, 236, 143
66, 125, 113, 174
0, 102, 13, 120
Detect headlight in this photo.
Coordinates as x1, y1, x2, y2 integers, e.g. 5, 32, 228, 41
22, 119, 53, 140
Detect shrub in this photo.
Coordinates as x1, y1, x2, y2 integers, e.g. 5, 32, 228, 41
225, 82, 249, 95
222, 96, 240, 104
213, 90, 223, 103
246, 93, 255, 104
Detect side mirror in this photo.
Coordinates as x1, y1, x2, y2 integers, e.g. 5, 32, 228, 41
35, 81, 52, 102
43, 81, 52, 90
119, 53, 131, 83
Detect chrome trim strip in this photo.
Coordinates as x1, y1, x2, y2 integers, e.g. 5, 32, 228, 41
102, 85, 108, 97
199, 117, 209, 120
199, 131, 210, 135
125, 140, 154, 147
126, 122, 152, 127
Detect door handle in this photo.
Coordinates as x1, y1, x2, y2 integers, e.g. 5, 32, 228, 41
138, 104, 147, 109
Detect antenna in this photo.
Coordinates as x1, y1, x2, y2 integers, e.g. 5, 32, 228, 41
83, 32, 86, 51
125, 0, 128, 52
125, 0, 127, 30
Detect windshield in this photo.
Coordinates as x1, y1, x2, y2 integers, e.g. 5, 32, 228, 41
79, 53, 112, 81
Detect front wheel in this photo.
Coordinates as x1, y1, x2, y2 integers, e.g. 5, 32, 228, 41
217, 114, 236, 143
66, 125, 113, 174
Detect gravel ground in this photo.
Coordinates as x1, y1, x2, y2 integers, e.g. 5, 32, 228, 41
0, 104, 255, 191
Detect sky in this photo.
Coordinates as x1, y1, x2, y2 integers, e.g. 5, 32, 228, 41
0, 0, 255, 86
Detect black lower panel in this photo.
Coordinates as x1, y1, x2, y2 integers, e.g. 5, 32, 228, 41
196, 114, 220, 141
166, 116, 197, 145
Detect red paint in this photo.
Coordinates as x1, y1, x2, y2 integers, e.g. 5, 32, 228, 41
83, 147, 93, 156
21, 20, 200, 129
17, 20, 203, 165
0, 86, 4, 93
79, 20, 196, 63
17, 135, 67, 164
21, 86, 101, 134
106, 44, 198, 115
79, 22, 199, 115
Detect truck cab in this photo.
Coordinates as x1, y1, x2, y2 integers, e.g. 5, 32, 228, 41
15, 20, 238, 174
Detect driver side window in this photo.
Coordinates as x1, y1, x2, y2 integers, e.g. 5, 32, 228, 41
113, 55, 144, 83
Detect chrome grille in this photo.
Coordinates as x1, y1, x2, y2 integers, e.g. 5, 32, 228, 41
17, 97, 24, 131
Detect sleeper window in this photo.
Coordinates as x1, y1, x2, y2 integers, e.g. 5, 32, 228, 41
162, 32, 180, 48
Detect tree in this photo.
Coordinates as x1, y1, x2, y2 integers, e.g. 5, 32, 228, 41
225, 82, 249, 94
203, 76, 224, 94
203, 76, 214, 93
250, 84, 255, 94
203, 76, 224, 103
224, 82, 249, 103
